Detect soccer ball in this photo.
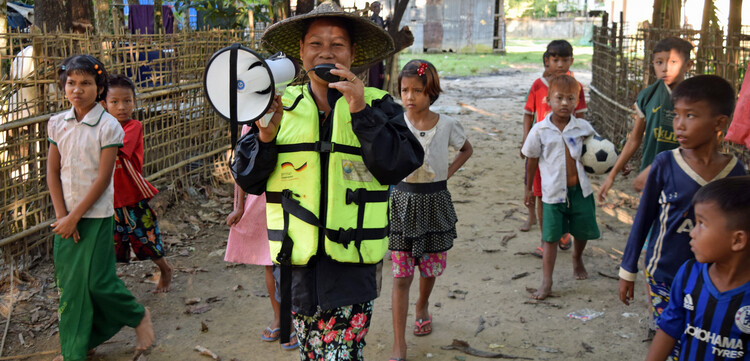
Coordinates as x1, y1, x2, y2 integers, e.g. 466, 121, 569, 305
581, 135, 618, 175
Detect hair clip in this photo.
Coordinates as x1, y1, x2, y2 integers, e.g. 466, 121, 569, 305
94, 64, 99, 69
61, 65, 66, 71
417, 63, 428, 76
97, 70, 102, 74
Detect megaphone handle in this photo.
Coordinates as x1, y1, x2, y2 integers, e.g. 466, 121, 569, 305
259, 112, 273, 128
229, 43, 240, 155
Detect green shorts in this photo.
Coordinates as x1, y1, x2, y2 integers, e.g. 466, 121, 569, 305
542, 184, 600, 243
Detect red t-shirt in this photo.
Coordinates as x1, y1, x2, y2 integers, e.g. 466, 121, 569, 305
113, 119, 158, 208
523, 77, 588, 123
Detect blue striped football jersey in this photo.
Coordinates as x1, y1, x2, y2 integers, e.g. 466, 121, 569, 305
659, 260, 750, 360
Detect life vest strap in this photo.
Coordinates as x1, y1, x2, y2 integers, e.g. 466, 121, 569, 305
276, 141, 361, 155
345, 188, 389, 205
268, 227, 387, 244
278, 189, 294, 345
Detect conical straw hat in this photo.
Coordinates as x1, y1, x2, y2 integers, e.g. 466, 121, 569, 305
261, 1, 394, 68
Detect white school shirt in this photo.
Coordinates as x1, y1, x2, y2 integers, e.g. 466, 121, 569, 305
403, 113, 467, 183
521, 113, 596, 204
47, 103, 124, 218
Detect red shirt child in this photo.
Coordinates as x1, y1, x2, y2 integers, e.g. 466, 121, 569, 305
113, 118, 158, 208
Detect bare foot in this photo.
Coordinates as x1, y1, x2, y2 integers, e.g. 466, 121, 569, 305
52, 356, 63, 361
153, 258, 173, 293
573, 257, 588, 280
531, 280, 552, 300
519, 217, 537, 232
135, 307, 155, 352
282, 333, 299, 350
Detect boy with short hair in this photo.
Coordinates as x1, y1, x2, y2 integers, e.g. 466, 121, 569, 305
645, 176, 750, 361
618, 75, 745, 350
520, 40, 587, 256
521, 74, 600, 300
104, 74, 173, 293
598, 37, 694, 201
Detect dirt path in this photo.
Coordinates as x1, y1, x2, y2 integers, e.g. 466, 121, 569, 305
3, 67, 654, 361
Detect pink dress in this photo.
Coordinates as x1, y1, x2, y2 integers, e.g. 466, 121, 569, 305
225, 125, 272, 265
225, 189, 272, 265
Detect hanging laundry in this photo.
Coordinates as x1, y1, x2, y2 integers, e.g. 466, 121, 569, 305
128, 5, 174, 34
725, 61, 750, 149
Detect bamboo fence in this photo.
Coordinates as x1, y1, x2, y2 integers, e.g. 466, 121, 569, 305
0, 29, 253, 268
589, 14, 750, 169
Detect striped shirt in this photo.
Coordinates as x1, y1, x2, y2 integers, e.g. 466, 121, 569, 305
659, 260, 750, 360
619, 149, 746, 285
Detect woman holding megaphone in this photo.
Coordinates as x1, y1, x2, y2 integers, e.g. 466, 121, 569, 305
234, 2, 423, 359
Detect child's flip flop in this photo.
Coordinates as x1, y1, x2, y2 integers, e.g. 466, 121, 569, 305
533, 246, 543, 258
260, 327, 281, 342
559, 234, 573, 250
413, 315, 432, 336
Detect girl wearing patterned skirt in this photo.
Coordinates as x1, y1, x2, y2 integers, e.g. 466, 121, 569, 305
389, 60, 473, 361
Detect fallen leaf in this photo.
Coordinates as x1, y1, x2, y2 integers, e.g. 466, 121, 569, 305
184, 297, 201, 305
185, 304, 212, 314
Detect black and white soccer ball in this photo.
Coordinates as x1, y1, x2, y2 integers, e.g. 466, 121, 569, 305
581, 135, 617, 175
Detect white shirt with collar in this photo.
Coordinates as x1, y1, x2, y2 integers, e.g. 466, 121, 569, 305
521, 113, 596, 204
47, 103, 124, 218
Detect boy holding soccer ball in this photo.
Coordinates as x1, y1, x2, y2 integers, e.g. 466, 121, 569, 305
521, 74, 601, 300
618, 76, 745, 355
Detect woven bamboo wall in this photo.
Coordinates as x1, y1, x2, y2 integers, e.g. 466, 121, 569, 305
589, 20, 750, 170
0, 30, 251, 268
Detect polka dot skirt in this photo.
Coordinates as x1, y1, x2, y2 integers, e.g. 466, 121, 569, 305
388, 185, 457, 259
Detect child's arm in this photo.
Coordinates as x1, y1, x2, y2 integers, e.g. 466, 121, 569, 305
47, 144, 79, 241
644, 330, 677, 361
597, 111, 646, 202
119, 121, 141, 159
521, 128, 541, 206
520, 113, 534, 158
618, 154, 665, 304
632, 165, 650, 192
447, 140, 473, 179
226, 185, 246, 226
51, 147, 118, 240
524, 157, 538, 207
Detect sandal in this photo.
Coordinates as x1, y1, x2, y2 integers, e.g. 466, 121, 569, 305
532, 246, 543, 258
260, 326, 280, 342
559, 234, 573, 251
281, 332, 299, 350
413, 315, 432, 336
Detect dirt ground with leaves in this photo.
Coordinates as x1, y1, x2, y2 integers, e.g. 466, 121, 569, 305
1, 66, 657, 361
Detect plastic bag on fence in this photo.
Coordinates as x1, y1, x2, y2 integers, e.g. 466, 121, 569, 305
725, 61, 750, 149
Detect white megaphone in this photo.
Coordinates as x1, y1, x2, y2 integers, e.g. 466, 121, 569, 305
204, 43, 296, 128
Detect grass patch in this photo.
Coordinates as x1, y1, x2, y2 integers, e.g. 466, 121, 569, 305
399, 39, 592, 78
398, 52, 592, 78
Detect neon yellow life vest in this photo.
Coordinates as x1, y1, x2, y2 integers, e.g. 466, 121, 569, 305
265, 85, 390, 266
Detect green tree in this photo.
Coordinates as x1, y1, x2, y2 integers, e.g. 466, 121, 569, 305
184, 0, 272, 29
505, 0, 557, 18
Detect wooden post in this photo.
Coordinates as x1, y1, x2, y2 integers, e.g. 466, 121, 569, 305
726, 0, 742, 90
248, 9, 255, 44
154, 0, 163, 34
95, 0, 113, 35
0, 0, 7, 55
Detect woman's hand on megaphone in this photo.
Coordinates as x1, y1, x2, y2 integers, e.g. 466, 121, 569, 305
328, 63, 365, 114
257, 94, 283, 143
